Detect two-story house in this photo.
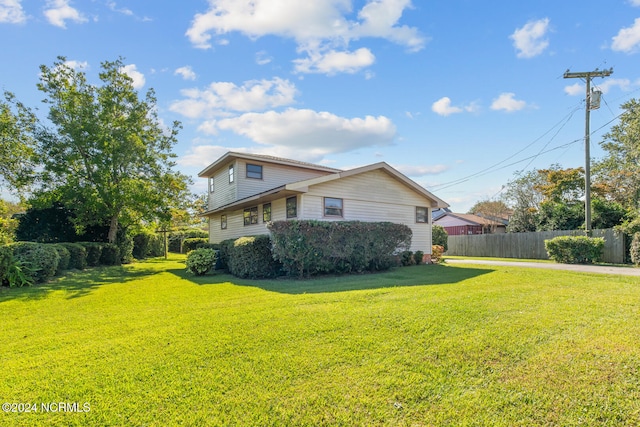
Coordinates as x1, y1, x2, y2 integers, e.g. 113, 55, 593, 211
199, 152, 449, 255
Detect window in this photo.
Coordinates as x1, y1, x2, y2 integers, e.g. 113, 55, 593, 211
221, 214, 227, 229
416, 207, 429, 223
286, 196, 297, 218
263, 203, 271, 222
243, 206, 258, 226
228, 164, 234, 183
208, 177, 215, 193
324, 197, 343, 217
246, 164, 263, 179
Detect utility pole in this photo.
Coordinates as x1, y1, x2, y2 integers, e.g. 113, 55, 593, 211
563, 67, 613, 234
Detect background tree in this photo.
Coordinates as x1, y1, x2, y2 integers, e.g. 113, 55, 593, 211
35, 57, 192, 243
0, 91, 37, 192
468, 199, 510, 233
503, 170, 545, 232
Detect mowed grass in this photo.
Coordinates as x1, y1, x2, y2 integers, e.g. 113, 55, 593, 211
1, 256, 639, 426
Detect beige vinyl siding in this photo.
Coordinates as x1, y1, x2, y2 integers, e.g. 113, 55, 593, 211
209, 160, 238, 210
236, 160, 331, 201
301, 169, 433, 253
208, 198, 290, 243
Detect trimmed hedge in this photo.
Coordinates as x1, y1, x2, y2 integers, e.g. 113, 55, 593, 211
100, 243, 121, 266
78, 242, 103, 267
183, 238, 208, 254
51, 244, 71, 274
268, 220, 412, 277
544, 235, 605, 264
9, 242, 60, 283
228, 235, 281, 279
217, 239, 236, 271
631, 232, 640, 266
58, 242, 87, 270
186, 248, 218, 276
133, 232, 165, 259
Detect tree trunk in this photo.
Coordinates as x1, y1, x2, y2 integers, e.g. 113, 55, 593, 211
108, 215, 119, 243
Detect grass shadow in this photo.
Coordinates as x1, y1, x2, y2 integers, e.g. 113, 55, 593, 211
168, 263, 494, 294
0, 263, 162, 302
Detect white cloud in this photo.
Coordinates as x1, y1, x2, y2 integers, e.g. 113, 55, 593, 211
106, 1, 132, 16
395, 164, 449, 176
255, 50, 272, 65
565, 78, 636, 96
120, 64, 145, 89
490, 92, 527, 112
294, 47, 375, 74
0, 0, 26, 24
431, 97, 477, 116
175, 66, 197, 81
510, 18, 550, 58
204, 108, 396, 159
43, 0, 87, 28
179, 144, 240, 168
564, 83, 583, 96
630, 0, 640, 6
612, 18, 640, 53
64, 59, 88, 70
170, 78, 298, 118
185, 0, 425, 75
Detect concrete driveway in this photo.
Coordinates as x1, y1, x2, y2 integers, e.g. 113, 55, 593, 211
445, 259, 640, 277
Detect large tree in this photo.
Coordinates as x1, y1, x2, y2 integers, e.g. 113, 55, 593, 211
0, 91, 37, 192
35, 57, 191, 243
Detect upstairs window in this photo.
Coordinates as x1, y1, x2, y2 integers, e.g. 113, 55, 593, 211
208, 177, 215, 193
228, 164, 234, 183
286, 196, 297, 218
263, 203, 272, 222
324, 197, 343, 217
246, 164, 263, 179
416, 207, 429, 223
243, 206, 258, 226
221, 214, 227, 229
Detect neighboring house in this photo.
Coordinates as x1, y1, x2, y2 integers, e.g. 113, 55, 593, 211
199, 152, 449, 254
434, 212, 507, 235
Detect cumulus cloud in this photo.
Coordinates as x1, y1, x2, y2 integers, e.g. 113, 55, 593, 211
564, 83, 583, 96
0, 0, 26, 24
566, 78, 636, 96
179, 144, 239, 168
169, 78, 298, 119
120, 64, 145, 89
490, 92, 527, 112
431, 97, 477, 116
612, 18, 640, 53
43, 0, 87, 28
175, 66, 197, 80
510, 18, 550, 58
185, 0, 425, 75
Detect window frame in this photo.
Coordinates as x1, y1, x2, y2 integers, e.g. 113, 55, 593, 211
416, 206, 429, 223
220, 214, 227, 229
323, 197, 344, 217
228, 164, 234, 183
263, 203, 272, 223
246, 163, 263, 180
208, 177, 215, 193
286, 196, 297, 219
243, 206, 259, 226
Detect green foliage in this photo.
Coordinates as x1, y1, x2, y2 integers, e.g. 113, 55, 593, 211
413, 250, 424, 265
58, 242, 87, 270
592, 197, 628, 230
544, 236, 605, 264
0, 245, 12, 283
100, 243, 121, 266
168, 229, 208, 253
432, 224, 448, 251
185, 248, 217, 276
631, 233, 640, 266
228, 235, 281, 279
400, 250, 416, 266
9, 241, 60, 283
0, 91, 37, 191
536, 201, 584, 231
51, 244, 70, 273
432, 245, 445, 263
183, 237, 208, 254
217, 239, 236, 271
133, 232, 165, 259
268, 220, 412, 277
78, 242, 103, 267
116, 232, 134, 264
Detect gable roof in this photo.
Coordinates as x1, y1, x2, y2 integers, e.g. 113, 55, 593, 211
202, 160, 449, 215
434, 212, 504, 226
198, 151, 342, 177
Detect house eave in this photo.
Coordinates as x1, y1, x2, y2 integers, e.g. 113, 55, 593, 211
201, 185, 306, 217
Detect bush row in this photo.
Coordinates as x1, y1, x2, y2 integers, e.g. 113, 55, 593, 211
268, 220, 412, 278
1, 241, 122, 287
544, 235, 605, 264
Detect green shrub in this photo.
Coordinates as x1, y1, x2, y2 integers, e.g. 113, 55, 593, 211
545, 236, 605, 264
78, 242, 103, 267
100, 243, 121, 266
10, 242, 60, 283
117, 233, 134, 264
183, 238, 208, 254
228, 235, 281, 279
217, 239, 236, 271
432, 225, 448, 251
148, 234, 165, 257
413, 250, 424, 265
631, 232, 640, 266
0, 246, 13, 284
59, 242, 87, 270
51, 244, 71, 274
400, 250, 416, 266
132, 232, 151, 259
268, 220, 412, 277
186, 248, 218, 276
169, 229, 208, 253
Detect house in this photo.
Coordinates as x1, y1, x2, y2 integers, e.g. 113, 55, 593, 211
434, 212, 507, 235
199, 152, 449, 254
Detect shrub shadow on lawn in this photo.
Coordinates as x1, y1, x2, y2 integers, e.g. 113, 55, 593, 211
0, 264, 160, 302
168, 264, 494, 294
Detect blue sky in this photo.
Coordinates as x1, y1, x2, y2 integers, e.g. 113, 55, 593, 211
2, 0, 640, 212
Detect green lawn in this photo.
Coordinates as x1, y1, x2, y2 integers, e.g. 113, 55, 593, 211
1, 256, 639, 426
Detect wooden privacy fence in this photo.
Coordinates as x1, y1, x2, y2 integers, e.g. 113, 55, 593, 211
447, 229, 626, 264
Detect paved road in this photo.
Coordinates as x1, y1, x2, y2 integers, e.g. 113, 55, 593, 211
445, 259, 640, 277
